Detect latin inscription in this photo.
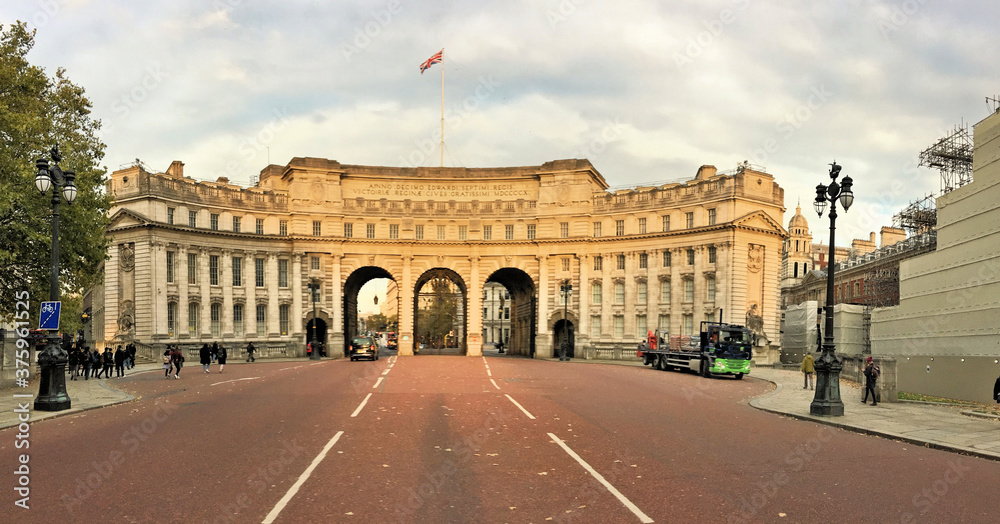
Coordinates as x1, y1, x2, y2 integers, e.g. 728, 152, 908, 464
346, 182, 532, 199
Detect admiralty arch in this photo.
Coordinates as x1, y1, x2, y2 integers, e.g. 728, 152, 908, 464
90, 157, 786, 360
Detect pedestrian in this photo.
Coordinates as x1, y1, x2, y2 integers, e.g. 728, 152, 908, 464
82, 347, 92, 380
994, 375, 1000, 404
211, 341, 219, 364
114, 345, 127, 378
246, 341, 256, 362
200, 343, 212, 373
163, 347, 173, 378
127, 343, 137, 369
862, 356, 880, 406
171, 346, 185, 379
801, 352, 815, 390
91, 349, 103, 379
102, 348, 115, 379
68, 348, 79, 380
217, 344, 227, 373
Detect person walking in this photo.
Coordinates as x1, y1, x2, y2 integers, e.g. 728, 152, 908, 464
91, 349, 103, 379
200, 343, 212, 373
862, 356, 880, 406
114, 345, 127, 378
127, 343, 137, 370
217, 344, 227, 373
68, 348, 79, 381
246, 341, 256, 363
211, 342, 219, 364
102, 348, 115, 379
801, 352, 815, 390
163, 347, 173, 378
82, 347, 92, 380
171, 346, 185, 379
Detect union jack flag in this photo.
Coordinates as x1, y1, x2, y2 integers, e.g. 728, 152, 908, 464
419, 49, 443, 74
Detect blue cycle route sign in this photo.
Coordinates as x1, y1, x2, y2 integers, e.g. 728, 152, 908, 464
39, 301, 61, 330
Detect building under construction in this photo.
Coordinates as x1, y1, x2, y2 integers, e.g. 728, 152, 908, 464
919, 125, 973, 194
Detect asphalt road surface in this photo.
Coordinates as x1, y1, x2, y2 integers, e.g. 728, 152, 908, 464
3, 354, 997, 523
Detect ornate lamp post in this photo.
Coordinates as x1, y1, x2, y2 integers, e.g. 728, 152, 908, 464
498, 293, 505, 353
307, 278, 321, 360
34, 145, 77, 412
810, 161, 854, 417
559, 279, 572, 361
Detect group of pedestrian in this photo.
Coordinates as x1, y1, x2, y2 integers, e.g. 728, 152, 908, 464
67, 343, 136, 380
800, 353, 880, 405
162, 345, 186, 379
199, 342, 228, 373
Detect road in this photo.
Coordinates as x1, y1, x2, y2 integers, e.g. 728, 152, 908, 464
2, 353, 997, 523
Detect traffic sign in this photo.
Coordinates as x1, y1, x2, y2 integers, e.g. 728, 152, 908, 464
39, 301, 61, 330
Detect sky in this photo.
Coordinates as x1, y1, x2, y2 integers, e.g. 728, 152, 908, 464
3, 0, 998, 249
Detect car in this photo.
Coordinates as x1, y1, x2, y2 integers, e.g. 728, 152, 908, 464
350, 336, 379, 361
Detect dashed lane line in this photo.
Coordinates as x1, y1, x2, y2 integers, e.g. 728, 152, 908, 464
504, 394, 535, 420
210, 377, 261, 387
373, 377, 384, 389
489, 379, 500, 390
261, 430, 345, 524
351, 393, 373, 417
547, 433, 654, 523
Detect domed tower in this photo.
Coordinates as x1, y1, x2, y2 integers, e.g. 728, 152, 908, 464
781, 203, 813, 288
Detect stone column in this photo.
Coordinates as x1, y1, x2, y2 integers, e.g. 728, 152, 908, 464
267, 253, 279, 337
178, 246, 189, 340
578, 254, 590, 357
671, 248, 682, 336
693, 245, 705, 324
535, 255, 552, 358
245, 252, 258, 338
625, 252, 636, 341
467, 256, 483, 356
199, 248, 211, 339
153, 242, 168, 338
291, 254, 302, 340
398, 254, 414, 355
327, 253, 344, 358
222, 250, 234, 338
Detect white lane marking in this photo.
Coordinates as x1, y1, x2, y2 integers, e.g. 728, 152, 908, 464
262, 430, 345, 524
275, 365, 304, 372
504, 394, 535, 420
210, 377, 261, 387
122, 369, 157, 377
308, 362, 325, 366
547, 433, 654, 523
351, 393, 373, 417
489, 379, 500, 390
373, 377, 384, 389
487, 369, 492, 377
382, 369, 391, 376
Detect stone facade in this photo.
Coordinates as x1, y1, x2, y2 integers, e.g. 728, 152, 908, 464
94, 157, 786, 359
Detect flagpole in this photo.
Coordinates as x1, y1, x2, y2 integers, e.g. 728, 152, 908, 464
440, 48, 444, 168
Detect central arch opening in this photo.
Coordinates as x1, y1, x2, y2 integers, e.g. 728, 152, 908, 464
344, 266, 396, 357
413, 268, 467, 355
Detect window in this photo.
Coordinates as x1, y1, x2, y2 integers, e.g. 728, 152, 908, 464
504, 307, 510, 320
415, 224, 424, 240
658, 314, 669, 332
310, 256, 319, 271
662, 250, 672, 267
209, 255, 219, 286
256, 304, 266, 337
279, 220, 288, 236
210, 213, 219, 230
313, 220, 322, 236
638, 217, 646, 234
639, 253, 648, 269
233, 304, 244, 335
256, 218, 264, 235
526, 224, 535, 240
685, 212, 694, 229
189, 303, 199, 333
794, 262, 799, 279
708, 246, 717, 264
591, 315, 601, 338
687, 248, 695, 265
279, 304, 289, 335
683, 314, 693, 336
614, 315, 624, 338
660, 280, 671, 303
615, 220, 624, 236
188, 253, 197, 284
637, 315, 647, 340
707, 278, 716, 301
637, 281, 647, 303
166, 251, 175, 283
167, 302, 176, 336
390, 224, 399, 239
438, 225, 447, 240
278, 259, 288, 287
561, 258, 570, 271
233, 216, 241, 233
343, 223, 353, 238
459, 224, 468, 241
662, 215, 670, 232
505, 224, 514, 240
593, 222, 602, 237
614, 282, 625, 304
560, 222, 569, 238
617, 254, 626, 270
483, 225, 492, 240
708, 208, 716, 225
592, 282, 602, 304
189, 210, 197, 228
684, 279, 694, 302
232, 256, 242, 287
854, 282, 861, 297
167, 207, 174, 225
210, 303, 221, 337
594, 256, 603, 271
256, 258, 265, 287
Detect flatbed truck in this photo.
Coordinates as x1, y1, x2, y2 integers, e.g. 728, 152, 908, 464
639, 321, 753, 379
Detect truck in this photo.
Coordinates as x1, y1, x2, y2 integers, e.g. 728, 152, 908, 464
639, 321, 753, 379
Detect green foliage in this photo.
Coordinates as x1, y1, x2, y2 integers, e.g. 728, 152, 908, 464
417, 278, 458, 347
0, 22, 112, 321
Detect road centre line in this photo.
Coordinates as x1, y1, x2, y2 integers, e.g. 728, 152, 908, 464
504, 394, 535, 420
210, 377, 261, 387
547, 433, 654, 523
308, 362, 325, 366
122, 369, 158, 377
373, 377, 384, 388
489, 378, 500, 390
382, 369, 390, 376
487, 369, 492, 377
261, 430, 345, 524
351, 393, 373, 417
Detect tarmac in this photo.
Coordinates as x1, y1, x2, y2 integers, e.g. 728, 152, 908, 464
3, 353, 1000, 463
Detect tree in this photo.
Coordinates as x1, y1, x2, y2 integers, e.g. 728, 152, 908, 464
417, 277, 457, 347
364, 313, 389, 332
0, 22, 112, 321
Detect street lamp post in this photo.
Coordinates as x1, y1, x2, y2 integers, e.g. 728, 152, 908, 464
559, 279, 572, 361
810, 161, 854, 417
307, 278, 321, 360
498, 294, 505, 353
34, 145, 77, 412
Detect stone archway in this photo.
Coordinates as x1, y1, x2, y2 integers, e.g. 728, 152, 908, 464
413, 268, 467, 355
486, 268, 536, 357
343, 266, 395, 358
553, 318, 575, 358
305, 317, 328, 353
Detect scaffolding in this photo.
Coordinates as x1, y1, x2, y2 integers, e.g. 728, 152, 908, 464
892, 194, 937, 236
919, 125, 973, 194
